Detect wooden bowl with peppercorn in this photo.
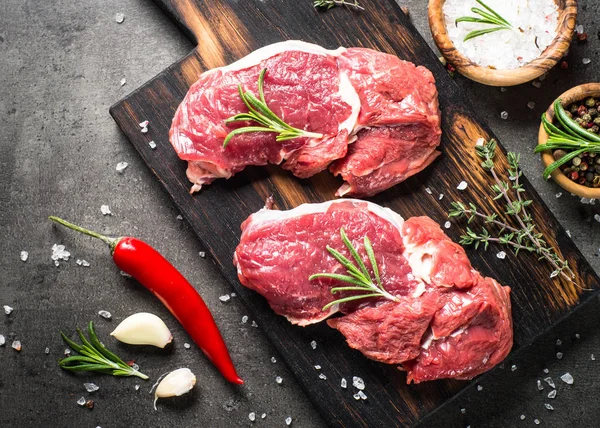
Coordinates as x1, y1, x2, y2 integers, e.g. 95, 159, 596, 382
428, 0, 577, 86
537, 83, 600, 198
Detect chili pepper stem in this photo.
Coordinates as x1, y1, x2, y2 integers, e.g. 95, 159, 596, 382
49, 216, 118, 252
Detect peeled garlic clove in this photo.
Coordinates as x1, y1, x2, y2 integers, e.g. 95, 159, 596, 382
110, 312, 173, 348
153, 368, 196, 410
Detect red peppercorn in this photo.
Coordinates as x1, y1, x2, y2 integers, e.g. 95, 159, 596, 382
587, 122, 595, 128
447, 64, 456, 72
85, 400, 94, 409
570, 171, 579, 181
560, 60, 569, 69
577, 32, 588, 43
578, 176, 587, 185
578, 105, 588, 116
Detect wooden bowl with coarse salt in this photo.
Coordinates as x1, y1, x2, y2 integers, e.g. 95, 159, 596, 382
538, 83, 600, 199
428, 0, 577, 86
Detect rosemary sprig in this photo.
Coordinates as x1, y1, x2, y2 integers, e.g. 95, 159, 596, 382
456, 0, 512, 41
59, 321, 149, 380
449, 139, 575, 282
309, 228, 399, 311
223, 68, 324, 148
535, 99, 600, 179
313, 0, 364, 10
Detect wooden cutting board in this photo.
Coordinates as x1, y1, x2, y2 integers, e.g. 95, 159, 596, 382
109, 0, 600, 426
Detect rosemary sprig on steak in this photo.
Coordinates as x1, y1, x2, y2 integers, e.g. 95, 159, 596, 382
310, 228, 399, 311
448, 139, 575, 283
456, 0, 512, 41
313, 0, 364, 10
223, 68, 324, 148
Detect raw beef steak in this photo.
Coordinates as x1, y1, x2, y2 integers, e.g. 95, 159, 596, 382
170, 41, 441, 197
234, 200, 513, 383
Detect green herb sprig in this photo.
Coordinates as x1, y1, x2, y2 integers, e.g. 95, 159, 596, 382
535, 99, 600, 179
313, 0, 364, 10
59, 321, 149, 380
309, 228, 399, 311
223, 69, 323, 148
449, 139, 575, 283
456, 0, 512, 41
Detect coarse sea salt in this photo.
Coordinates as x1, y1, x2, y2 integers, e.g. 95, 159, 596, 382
116, 162, 129, 173
310, 340, 317, 350
218, 294, 231, 303
353, 376, 365, 390
148, 141, 157, 150
98, 310, 111, 320
560, 372, 573, 384
20, 251, 28, 262
341, 378, 347, 388
4, 305, 13, 315
496, 251, 506, 260
115, 13, 125, 24
548, 390, 557, 399
285, 416, 292, 426
444, 221, 451, 229
457, 181, 468, 191
0, 335, 5, 346
120, 78, 126, 86
100, 205, 112, 216
443, 0, 558, 70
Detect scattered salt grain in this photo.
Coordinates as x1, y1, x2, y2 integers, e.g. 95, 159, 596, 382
261, 413, 267, 419
120, 271, 132, 278
476, 137, 485, 146
116, 162, 129, 173
353, 393, 361, 400
98, 310, 112, 320
141, 127, 148, 134
314, 365, 321, 370
357, 390, 367, 400
115, 13, 125, 23
4, 305, 13, 315
576, 24, 584, 34
184, 343, 191, 349
556, 339, 562, 346
249, 412, 256, 422
353, 376, 365, 390
148, 141, 157, 150
537, 380, 544, 391
275, 376, 283, 385
76, 259, 90, 267
544, 377, 555, 388
575, 333, 580, 339
555, 192, 562, 198
500, 111, 508, 120
51, 244, 71, 265
84, 383, 99, 393
135, 384, 140, 391
460, 408, 466, 414
500, 87, 507, 92
425, 187, 432, 195
496, 251, 506, 260
20, 251, 28, 262
439, 193, 444, 200
44, 347, 49, 354
230, 293, 236, 297
100, 205, 112, 216
120, 78, 126, 86
592, 354, 596, 361
582, 58, 591, 65
139, 120, 149, 128
543, 368, 549, 374
0, 335, 5, 346
457, 181, 468, 191
444, 221, 451, 229
77, 397, 86, 406
595, 214, 600, 223
12, 340, 21, 351
251, 321, 258, 328
560, 372, 573, 384
218, 294, 231, 303
544, 403, 554, 411
319, 373, 327, 380
511, 364, 517, 371
556, 352, 563, 360
176, 215, 183, 220
477, 385, 483, 391
566, 230, 571, 237
285, 416, 292, 426
271, 356, 276, 363
310, 340, 317, 350
527, 101, 536, 110
341, 378, 347, 389
548, 390, 557, 399
520, 415, 526, 420
534, 419, 540, 425
532, 81, 542, 89
64, 349, 71, 356
242, 316, 248, 324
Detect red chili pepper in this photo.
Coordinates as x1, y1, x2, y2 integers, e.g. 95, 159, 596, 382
49, 216, 243, 385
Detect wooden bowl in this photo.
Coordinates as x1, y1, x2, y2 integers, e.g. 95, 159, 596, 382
538, 83, 600, 198
428, 0, 577, 86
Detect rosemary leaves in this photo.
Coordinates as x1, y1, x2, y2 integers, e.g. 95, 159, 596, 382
313, 0, 364, 10
449, 139, 574, 282
223, 69, 323, 148
456, 0, 512, 41
309, 228, 398, 311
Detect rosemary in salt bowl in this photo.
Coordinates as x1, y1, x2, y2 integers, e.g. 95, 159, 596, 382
428, 0, 577, 86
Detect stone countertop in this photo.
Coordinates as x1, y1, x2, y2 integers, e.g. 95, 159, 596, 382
1, 1, 599, 427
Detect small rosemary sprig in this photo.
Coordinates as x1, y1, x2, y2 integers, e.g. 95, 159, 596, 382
309, 228, 399, 311
59, 321, 149, 380
535, 99, 600, 179
223, 68, 323, 148
313, 0, 364, 10
449, 139, 575, 282
456, 0, 512, 41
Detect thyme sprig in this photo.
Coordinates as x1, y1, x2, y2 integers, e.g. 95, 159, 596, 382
223, 68, 323, 148
309, 228, 399, 311
59, 321, 149, 380
456, 0, 512, 41
535, 99, 600, 179
313, 0, 364, 10
449, 139, 575, 282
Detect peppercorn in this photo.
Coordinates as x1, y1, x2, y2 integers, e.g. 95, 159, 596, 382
577, 32, 588, 43
570, 171, 579, 181
562, 166, 572, 174
586, 97, 596, 107
578, 176, 587, 185
594, 176, 600, 187
572, 166, 580, 172
589, 108, 598, 117
565, 110, 573, 118
553, 149, 568, 160
569, 103, 579, 114
587, 122, 594, 128
578, 105, 588, 116
85, 400, 94, 410
580, 161, 589, 171
583, 113, 592, 123
576, 117, 584, 125
572, 156, 582, 166
591, 125, 600, 134
590, 152, 597, 158
594, 117, 600, 126
586, 172, 595, 182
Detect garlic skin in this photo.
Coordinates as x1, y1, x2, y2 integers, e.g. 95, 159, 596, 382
153, 368, 197, 410
110, 312, 173, 348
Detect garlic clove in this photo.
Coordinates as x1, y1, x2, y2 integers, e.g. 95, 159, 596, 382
110, 312, 173, 348
153, 368, 196, 410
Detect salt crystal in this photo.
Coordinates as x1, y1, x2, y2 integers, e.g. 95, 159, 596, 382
251, 321, 258, 328
341, 378, 347, 388
352, 376, 365, 390
575, 333, 580, 339
556, 352, 563, 360
543, 368, 549, 374
548, 390, 557, 399
532, 81, 542, 88
285, 416, 292, 426
314, 365, 321, 370
230, 292, 236, 297
511, 364, 517, 371
457, 181, 468, 191
77, 397, 86, 406
544, 377, 555, 388
116, 162, 129, 173
477, 385, 483, 391
51, 244, 71, 264
500, 87, 507, 93
319, 373, 327, 380
353, 393, 361, 400
84, 383, 99, 393
100, 205, 112, 216
44, 347, 49, 354
12, 340, 21, 351
132, 363, 140, 371
98, 310, 111, 320
595, 214, 600, 223
444, 221, 451, 229
576, 24, 584, 34
115, 13, 125, 23
358, 390, 367, 400
218, 294, 231, 303
141, 127, 148, 134
520, 415, 526, 420
581, 197, 592, 204
460, 408, 466, 414
566, 230, 571, 237
537, 380, 543, 391
496, 251, 506, 260
592, 354, 596, 361
261, 413, 266, 419
275, 376, 283, 385
199, 251, 206, 258
544, 403, 554, 411
184, 343, 191, 349
120, 78, 126, 86
556, 339, 562, 346
534, 419, 540, 425
120, 271, 131, 278
81, 260, 90, 267
560, 373, 573, 384
425, 187, 432, 195
135, 384, 140, 391
4, 305, 13, 315
176, 215, 183, 220
242, 316, 248, 324
139, 120, 149, 128
475, 137, 485, 146
583, 58, 591, 65
310, 340, 317, 349
249, 412, 256, 422
500, 111, 509, 120
439, 193, 444, 200
64, 349, 71, 356
20, 251, 28, 262
148, 141, 157, 150
555, 192, 562, 198
271, 356, 276, 363
527, 102, 536, 110
0, 335, 5, 346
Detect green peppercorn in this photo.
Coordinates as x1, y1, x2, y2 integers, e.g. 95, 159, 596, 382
594, 117, 600, 126
583, 113, 592, 123
553, 149, 568, 160
572, 156, 582, 166
591, 125, 600, 134
572, 166, 580, 172
581, 121, 590, 128
589, 152, 597, 158
570, 104, 579, 114
588, 108, 598, 117
563, 166, 572, 174
580, 161, 589, 171
586, 97, 596, 107
576, 117, 584, 124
